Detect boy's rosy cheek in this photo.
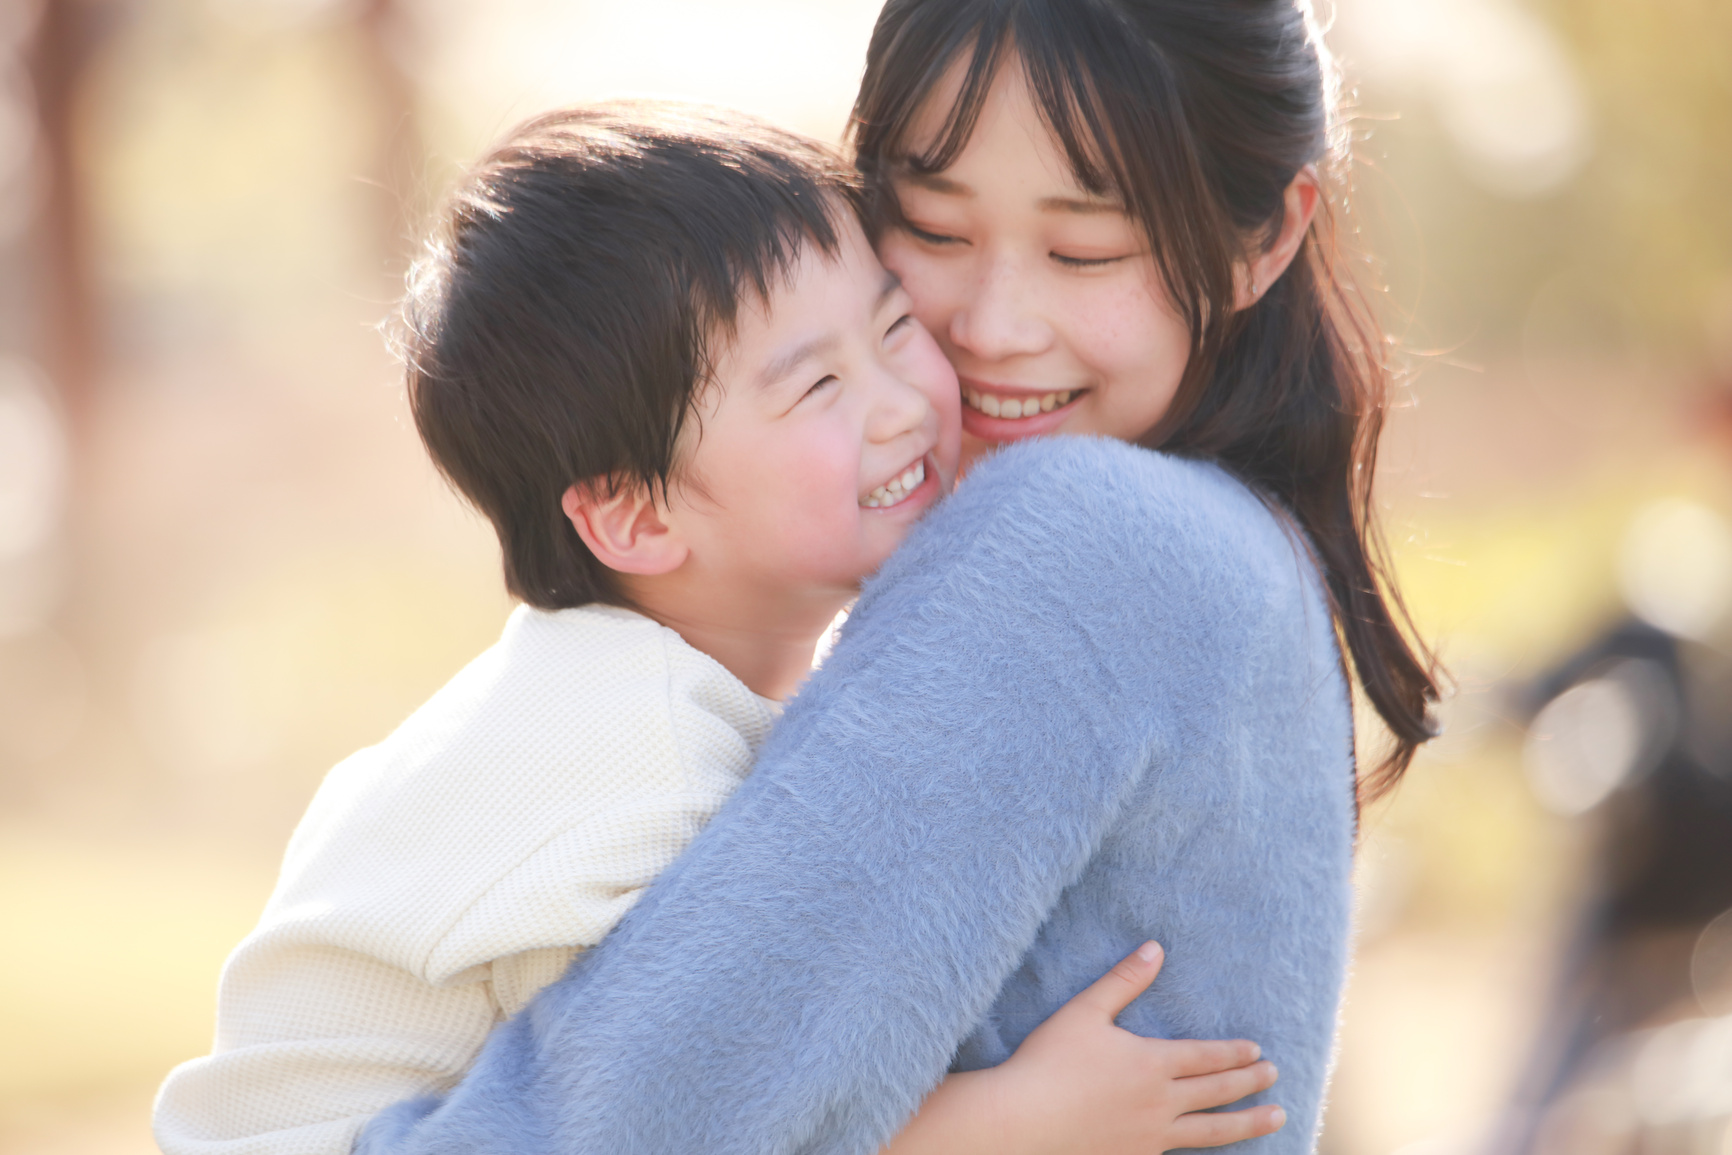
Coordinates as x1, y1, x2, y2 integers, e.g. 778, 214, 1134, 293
905, 334, 960, 406
776, 446, 860, 523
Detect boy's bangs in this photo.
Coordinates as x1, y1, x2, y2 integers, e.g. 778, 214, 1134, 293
687, 196, 853, 393
711, 193, 855, 334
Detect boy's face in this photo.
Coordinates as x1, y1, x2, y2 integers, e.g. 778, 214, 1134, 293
666, 217, 962, 607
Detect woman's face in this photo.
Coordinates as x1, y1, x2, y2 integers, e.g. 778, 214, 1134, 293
876, 57, 1193, 468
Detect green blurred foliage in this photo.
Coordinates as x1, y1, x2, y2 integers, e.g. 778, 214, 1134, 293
1360, 0, 1732, 359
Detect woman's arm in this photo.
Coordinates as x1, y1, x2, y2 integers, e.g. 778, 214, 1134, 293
360, 439, 1289, 1155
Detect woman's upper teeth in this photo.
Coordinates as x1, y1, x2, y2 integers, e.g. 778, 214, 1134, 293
861, 459, 926, 508
964, 389, 1074, 418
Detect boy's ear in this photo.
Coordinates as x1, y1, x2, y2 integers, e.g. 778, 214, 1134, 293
562, 479, 688, 576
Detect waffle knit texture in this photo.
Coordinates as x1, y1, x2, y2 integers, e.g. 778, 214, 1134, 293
152, 604, 780, 1155
359, 437, 1358, 1155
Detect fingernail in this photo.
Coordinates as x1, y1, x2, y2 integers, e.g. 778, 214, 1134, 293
1136, 940, 1163, 963
1249, 1043, 1261, 1061
1270, 1107, 1286, 1129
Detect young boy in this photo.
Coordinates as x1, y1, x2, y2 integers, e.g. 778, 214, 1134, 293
154, 104, 1277, 1155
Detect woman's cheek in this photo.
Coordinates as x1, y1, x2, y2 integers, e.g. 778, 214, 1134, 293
1074, 278, 1192, 438
1061, 276, 1137, 353
878, 238, 960, 343
1077, 276, 1187, 372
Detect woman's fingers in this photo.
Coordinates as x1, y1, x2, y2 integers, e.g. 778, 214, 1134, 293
1064, 941, 1165, 1021
1166, 1103, 1287, 1149
1174, 1060, 1279, 1114
1160, 1036, 1264, 1078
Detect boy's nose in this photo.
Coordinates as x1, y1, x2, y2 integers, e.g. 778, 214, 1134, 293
864, 364, 934, 445
948, 251, 1053, 361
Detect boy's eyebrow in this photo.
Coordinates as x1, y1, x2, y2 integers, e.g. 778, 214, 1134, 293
758, 334, 840, 390
757, 272, 904, 390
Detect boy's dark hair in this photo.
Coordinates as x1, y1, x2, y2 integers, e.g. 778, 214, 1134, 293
399, 102, 859, 609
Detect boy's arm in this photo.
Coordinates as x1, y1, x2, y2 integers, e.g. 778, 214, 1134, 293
359, 440, 1276, 1155
879, 943, 1285, 1155
154, 937, 503, 1155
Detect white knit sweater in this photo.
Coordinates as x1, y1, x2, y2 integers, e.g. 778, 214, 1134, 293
153, 604, 779, 1155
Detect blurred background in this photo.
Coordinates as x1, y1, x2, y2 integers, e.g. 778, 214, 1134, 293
0, 0, 1728, 1152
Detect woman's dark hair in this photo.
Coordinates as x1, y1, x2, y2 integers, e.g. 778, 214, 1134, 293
851, 0, 1438, 802
398, 103, 857, 610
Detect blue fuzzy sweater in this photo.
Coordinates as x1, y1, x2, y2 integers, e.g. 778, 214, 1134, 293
359, 438, 1356, 1155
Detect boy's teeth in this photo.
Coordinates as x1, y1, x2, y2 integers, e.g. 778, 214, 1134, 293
964, 389, 1073, 419
861, 460, 926, 509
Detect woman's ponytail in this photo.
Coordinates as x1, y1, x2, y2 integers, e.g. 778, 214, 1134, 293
1169, 202, 1440, 803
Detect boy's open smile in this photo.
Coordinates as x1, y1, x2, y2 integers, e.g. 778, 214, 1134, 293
860, 451, 938, 509
581, 214, 961, 701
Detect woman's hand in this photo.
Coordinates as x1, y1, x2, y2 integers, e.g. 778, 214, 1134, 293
881, 942, 1284, 1155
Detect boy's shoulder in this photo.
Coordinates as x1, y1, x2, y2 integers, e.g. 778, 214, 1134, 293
260, 604, 776, 981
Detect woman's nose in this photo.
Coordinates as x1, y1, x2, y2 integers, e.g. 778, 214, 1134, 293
947, 252, 1053, 361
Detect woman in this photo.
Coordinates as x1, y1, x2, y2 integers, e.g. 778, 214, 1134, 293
363, 1, 1436, 1152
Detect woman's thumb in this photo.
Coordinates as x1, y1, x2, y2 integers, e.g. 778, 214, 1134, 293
1070, 941, 1165, 1021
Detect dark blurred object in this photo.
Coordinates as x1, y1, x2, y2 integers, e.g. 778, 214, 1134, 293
1490, 615, 1732, 1155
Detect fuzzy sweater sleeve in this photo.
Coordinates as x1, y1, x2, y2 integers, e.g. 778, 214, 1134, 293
358, 438, 1353, 1155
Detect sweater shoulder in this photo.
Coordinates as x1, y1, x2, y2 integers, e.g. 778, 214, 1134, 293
965, 438, 1282, 554
880, 438, 1315, 624
257, 605, 770, 981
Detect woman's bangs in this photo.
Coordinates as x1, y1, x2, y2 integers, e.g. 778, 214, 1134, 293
888, 18, 1012, 174
1018, 35, 1123, 200
862, 0, 1209, 327
1029, 38, 1205, 332
891, 9, 1118, 199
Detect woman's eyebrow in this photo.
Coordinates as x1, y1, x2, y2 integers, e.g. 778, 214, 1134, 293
899, 170, 973, 197
1037, 194, 1124, 214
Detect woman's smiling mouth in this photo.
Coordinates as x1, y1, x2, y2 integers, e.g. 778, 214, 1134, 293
961, 386, 1078, 419
957, 379, 1087, 441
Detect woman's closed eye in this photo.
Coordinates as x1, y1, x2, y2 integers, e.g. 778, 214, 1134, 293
1051, 250, 1135, 269
902, 222, 965, 247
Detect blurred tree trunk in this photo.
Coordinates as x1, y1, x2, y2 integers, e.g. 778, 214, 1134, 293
355, 0, 424, 281
26, 0, 101, 440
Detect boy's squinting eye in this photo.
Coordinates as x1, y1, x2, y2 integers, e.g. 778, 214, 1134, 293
803, 375, 839, 400
885, 314, 915, 340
